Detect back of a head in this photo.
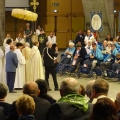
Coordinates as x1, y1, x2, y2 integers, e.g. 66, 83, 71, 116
6, 39, 12, 45
35, 79, 48, 96
92, 79, 109, 96
0, 83, 8, 99
60, 78, 80, 96
16, 94, 35, 116
23, 82, 39, 97
25, 42, 30, 47
89, 98, 118, 120
33, 42, 39, 46
16, 42, 23, 48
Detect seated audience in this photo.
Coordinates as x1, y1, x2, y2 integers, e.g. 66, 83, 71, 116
105, 34, 113, 41
7, 82, 50, 120
84, 42, 103, 68
16, 94, 35, 120
71, 43, 87, 67
115, 92, 120, 120
35, 79, 56, 105
86, 80, 96, 103
85, 40, 93, 58
115, 37, 120, 52
84, 30, 95, 45
0, 83, 11, 118
91, 79, 112, 104
46, 77, 93, 120
60, 42, 75, 64
89, 97, 118, 120
117, 32, 120, 40
100, 43, 118, 70
74, 30, 85, 46
112, 53, 120, 74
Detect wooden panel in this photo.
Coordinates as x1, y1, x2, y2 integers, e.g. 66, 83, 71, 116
72, 17, 85, 39
57, 17, 70, 48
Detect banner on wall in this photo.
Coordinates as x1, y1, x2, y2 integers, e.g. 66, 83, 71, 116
90, 12, 102, 31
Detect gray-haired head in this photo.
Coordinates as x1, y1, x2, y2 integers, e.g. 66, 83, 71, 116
60, 78, 80, 97
0, 83, 8, 99
86, 80, 96, 100
46, 41, 52, 48
25, 42, 30, 47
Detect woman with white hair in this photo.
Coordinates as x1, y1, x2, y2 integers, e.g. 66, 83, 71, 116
60, 42, 75, 64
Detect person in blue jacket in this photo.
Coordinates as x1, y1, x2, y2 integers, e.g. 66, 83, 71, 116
100, 43, 118, 70
115, 37, 120, 52
84, 42, 103, 68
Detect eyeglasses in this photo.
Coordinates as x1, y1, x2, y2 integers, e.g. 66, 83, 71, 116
116, 58, 120, 60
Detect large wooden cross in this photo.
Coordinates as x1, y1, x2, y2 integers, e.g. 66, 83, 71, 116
30, 0, 39, 12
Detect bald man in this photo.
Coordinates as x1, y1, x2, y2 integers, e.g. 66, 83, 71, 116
46, 77, 93, 120
6, 45, 18, 93
7, 82, 50, 120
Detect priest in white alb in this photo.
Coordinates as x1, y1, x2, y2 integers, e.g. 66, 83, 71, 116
28, 42, 44, 81
14, 42, 25, 88
22, 42, 31, 82
0, 48, 4, 82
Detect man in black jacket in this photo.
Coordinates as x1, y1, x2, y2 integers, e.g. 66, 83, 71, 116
46, 77, 93, 120
7, 82, 50, 120
75, 30, 85, 46
72, 43, 87, 67
43, 41, 59, 91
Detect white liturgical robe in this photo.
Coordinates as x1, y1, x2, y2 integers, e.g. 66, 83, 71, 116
0, 48, 4, 82
22, 47, 31, 83
14, 49, 26, 88
28, 46, 44, 81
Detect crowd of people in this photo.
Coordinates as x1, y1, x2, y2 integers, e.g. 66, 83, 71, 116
0, 78, 119, 120
59, 30, 120, 78
0, 23, 58, 92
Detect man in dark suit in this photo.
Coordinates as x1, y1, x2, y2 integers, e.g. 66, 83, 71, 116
7, 82, 51, 120
0, 83, 11, 118
6, 45, 18, 93
72, 43, 87, 67
43, 41, 59, 91
0, 106, 5, 120
75, 30, 85, 47
46, 78, 93, 120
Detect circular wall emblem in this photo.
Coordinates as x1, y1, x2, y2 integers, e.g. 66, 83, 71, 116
91, 14, 102, 31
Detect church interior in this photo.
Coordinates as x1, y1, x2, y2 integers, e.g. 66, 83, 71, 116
1, 1, 120, 119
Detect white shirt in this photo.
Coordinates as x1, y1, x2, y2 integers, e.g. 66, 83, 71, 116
84, 35, 96, 45
36, 29, 40, 36
15, 37, 25, 44
3, 38, 13, 48
48, 36, 56, 44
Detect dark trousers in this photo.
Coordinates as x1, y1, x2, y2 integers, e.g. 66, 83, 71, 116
6, 72, 16, 91
45, 66, 58, 89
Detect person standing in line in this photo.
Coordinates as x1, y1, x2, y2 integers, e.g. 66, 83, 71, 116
28, 42, 44, 82
15, 33, 25, 44
14, 43, 26, 89
6, 45, 18, 93
22, 42, 31, 83
48, 32, 56, 44
43, 41, 59, 91
0, 48, 4, 82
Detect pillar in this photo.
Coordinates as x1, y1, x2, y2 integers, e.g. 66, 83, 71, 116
0, 0, 5, 46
